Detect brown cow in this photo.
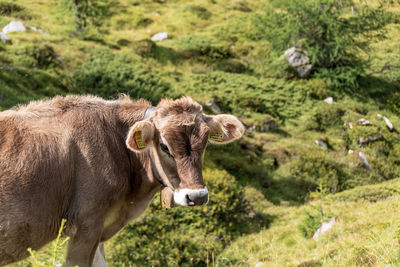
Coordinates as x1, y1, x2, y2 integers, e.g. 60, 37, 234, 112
0, 95, 244, 267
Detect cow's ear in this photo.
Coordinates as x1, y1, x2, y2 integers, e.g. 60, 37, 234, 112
206, 114, 245, 144
126, 121, 155, 152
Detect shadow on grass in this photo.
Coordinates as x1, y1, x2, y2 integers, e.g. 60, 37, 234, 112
336, 75, 400, 114
0, 64, 67, 109
206, 139, 309, 206
150, 44, 252, 73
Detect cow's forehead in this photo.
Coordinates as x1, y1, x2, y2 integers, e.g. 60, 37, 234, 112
159, 116, 209, 139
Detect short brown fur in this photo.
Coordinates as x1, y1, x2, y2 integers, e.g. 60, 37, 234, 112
0, 95, 244, 267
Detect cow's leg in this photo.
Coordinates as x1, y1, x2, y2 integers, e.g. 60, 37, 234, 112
65, 225, 102, 267
93, 243, 107, 267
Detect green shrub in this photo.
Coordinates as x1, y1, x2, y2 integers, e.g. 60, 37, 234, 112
180, 73, 308, 122
67, 49, 170, 102
178, 35, 233, 60
133, 39, 156, 57
0, 2, 23, 15
288, 151, 347, 193
0, 1, 31, 19
387, 92, 400, 115
108, 168, 261, 266
305, 104, 345, 131
328, 178, 400, 202
0, 65, 66, 109
298, 205, 333, 238
253, 0, 392, 88
30, 45, 61, 69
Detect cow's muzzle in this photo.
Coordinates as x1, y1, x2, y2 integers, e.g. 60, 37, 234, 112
173, 187, 209, 206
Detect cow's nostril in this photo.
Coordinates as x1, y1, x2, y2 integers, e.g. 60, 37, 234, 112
186, 194, 195, 206
186, 191, 208, 206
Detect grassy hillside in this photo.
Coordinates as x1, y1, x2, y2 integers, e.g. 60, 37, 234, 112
1, 0, 399, 266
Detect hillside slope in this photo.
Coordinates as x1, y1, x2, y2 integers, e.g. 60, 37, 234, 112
1, 0, 399, 266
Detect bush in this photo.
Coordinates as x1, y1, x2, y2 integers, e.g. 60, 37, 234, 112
108, 168, 260, 266
305, 103, 345, 131
288, 151, 347, 193
30, 45, 61, 69
253, 0, 392, 88
0, 2, 23, 15
298, 205, 333, 238
178, 35, 233, 60
67, 49, 170, 102
328, 178, 400, 202
180, 72, 308, 122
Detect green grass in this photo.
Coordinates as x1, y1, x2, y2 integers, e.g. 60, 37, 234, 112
2, 0, 400, 266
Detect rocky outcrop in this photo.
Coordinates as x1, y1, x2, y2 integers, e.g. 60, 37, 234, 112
151, 32, 168, 41
285, 47, 313, 78
313, 217, 335, 241
2, 21, 26, 34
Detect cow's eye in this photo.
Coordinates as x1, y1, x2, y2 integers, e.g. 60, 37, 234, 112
160, 143, 171, 156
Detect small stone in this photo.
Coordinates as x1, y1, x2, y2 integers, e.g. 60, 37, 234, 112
358, 152, 371, 170
155, 12, 160, 17
0, 33, 11, 44
348, 150, 371, 170
147, 29, 151, 33
357, 118, 372, 126
285, 47, 310, 67
2, 21, 26, 34
315, 139, 328, 148
29, 26, 44, 34
358, 133, 383, 146
151, 32, 168, 41
313, 217, 335, 241
377, 114, 382, 118
297, 64, 312, 78
348, 122, 353, 129
205, 101, 221, 114
254, 262, 264, 267
384, 116, 393, 131
284, 47, 312, 78
324, 97, 333, 104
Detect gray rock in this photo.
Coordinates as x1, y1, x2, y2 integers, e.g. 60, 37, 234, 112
252, 120, 277, 132
348, 150, 371, 170
2, 21, 26, 34
384, 116, 393, 131
29, 26, 44, 34
254, 262, 264, 267
0, 33, 11, 44
324, 97, 333, 104
298, 64, 313, 78
357, 118, 372, 126
205, 101, 221, 114
284, 47, 313, 78
313, 217, 335, 241
358, 152, 371, 170
151, 32, 168, 41
358, 133, 382, 146
315, 139, 328, 148
285, 47, 310, 67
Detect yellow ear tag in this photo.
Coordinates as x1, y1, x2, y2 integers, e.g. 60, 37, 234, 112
210, 133, 224, 142
135, 131, 147, 149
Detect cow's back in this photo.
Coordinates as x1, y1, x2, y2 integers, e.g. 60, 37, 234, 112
0, 112, 76, 265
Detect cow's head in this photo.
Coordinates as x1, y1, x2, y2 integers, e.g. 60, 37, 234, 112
125, 97, 244, 206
